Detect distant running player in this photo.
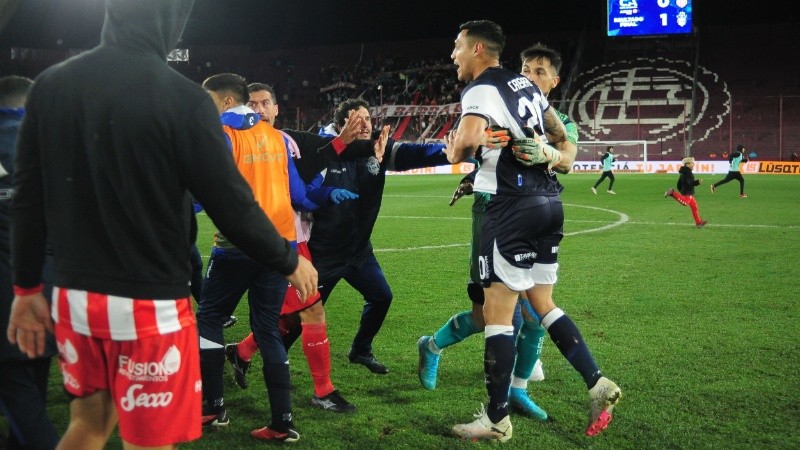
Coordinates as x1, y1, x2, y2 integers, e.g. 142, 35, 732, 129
665, 157, 707, 228
710, 144, 748, 197
591, 146, 617, 194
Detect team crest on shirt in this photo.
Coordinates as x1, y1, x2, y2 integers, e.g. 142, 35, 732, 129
366, 156, 381, 175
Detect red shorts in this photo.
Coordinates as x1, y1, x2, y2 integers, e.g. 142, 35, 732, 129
281, 241, 322, 315
55, 296, 201, 447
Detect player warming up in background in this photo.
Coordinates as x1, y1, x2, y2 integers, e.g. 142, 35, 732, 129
710, 144, 748, 197
591, 146, 616, 194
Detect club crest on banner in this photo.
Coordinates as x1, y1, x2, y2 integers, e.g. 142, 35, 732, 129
567, 58, 730, 145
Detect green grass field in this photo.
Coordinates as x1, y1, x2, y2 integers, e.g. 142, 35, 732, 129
6, 173, 799, 449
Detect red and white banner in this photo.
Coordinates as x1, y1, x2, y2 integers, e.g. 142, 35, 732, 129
371, 103, 461, 118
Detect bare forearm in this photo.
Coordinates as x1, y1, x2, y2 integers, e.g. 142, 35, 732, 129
543, 109, 567, 144
552, 140, 577, 174
449, 118, 484, 163
448, 142, 477, 164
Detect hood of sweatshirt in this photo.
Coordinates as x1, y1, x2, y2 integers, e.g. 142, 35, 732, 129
220, 105, 261, 130
100, 0, 194, 60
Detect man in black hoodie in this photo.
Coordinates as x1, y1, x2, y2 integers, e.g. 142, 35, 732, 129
6, 1, 316, 448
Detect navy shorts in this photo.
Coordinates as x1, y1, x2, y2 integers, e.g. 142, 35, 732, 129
478, 194, 564, 291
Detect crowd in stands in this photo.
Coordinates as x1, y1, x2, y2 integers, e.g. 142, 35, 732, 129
314, 54, 462, 117
7, 31, 798, 159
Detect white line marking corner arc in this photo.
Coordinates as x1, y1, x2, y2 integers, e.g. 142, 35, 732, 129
563, 203, 629, 237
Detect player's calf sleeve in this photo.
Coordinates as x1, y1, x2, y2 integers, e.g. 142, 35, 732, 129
238, 332, 259, 361
433, 310, 479, 350
199, 348, 226, 408
485, 325, 515, 423
301, 322, 334, 398
541, 308, 602, 389
512, 320, 545, 385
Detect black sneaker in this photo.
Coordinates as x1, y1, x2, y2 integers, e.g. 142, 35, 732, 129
202, 407, 229, 427
225, 343, 250, 389
348, 351, 388, 374
223, 315, 238, 328
311, 390, 357, 413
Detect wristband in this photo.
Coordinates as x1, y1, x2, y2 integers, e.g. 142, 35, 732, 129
13, 283, 43, 296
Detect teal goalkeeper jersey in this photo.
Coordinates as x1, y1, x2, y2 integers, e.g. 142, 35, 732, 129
729, 153, 744, 172
601, 152, 615, 171
554, 108, 579, 147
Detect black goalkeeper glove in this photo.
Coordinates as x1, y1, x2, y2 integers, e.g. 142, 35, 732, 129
449, 179, 474, 206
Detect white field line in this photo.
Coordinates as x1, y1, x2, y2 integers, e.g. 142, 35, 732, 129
199, 204, 796, 256
376, 204, 629, 252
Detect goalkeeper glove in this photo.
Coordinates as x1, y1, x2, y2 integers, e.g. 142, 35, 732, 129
481, 126, 511, 149
329, 189, 359, 204
449, 179, 474, 206
512, 137, 562, 169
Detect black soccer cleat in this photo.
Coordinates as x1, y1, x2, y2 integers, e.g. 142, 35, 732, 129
311, 390, 357, 413
348, 350, 388, 374
225, 343, 251, 389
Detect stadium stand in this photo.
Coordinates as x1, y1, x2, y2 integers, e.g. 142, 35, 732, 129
2, 23, 797, 160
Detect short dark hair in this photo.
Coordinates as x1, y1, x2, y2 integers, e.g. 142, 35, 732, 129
607, 146, 614, 152
459, 20, 505, 58
202, 73, 248, 104
520, 43, 563, 75
247, 82, 277, 102
333, 98, 369, 129
0, 75, 33, 108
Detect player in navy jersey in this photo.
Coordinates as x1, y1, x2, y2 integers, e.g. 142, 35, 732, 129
418, 42, 583, 423
444, 21, 620, 441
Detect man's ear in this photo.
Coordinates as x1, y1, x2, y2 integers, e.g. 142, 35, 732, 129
224, 96, 236, 110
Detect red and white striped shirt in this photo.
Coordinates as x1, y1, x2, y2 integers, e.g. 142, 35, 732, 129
52, 286, 195, 341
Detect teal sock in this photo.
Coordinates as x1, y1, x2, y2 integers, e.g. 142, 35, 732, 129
513, 319, 545, 379
433, 311, 479, 349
